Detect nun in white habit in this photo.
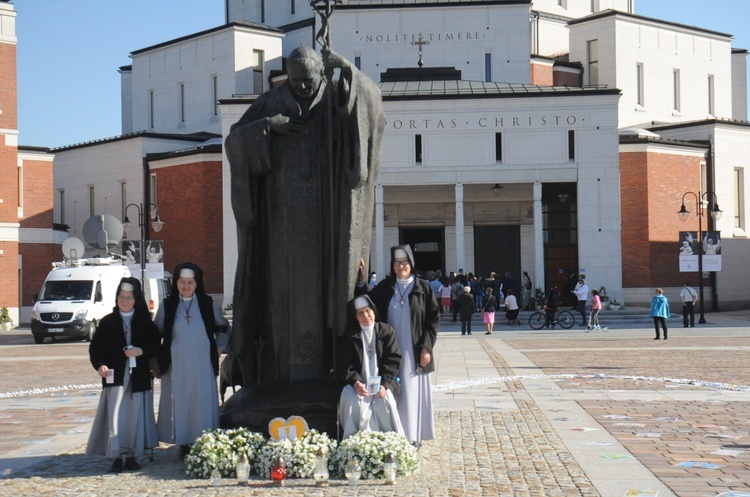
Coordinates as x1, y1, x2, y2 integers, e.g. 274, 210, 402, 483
338, 295, 404, 439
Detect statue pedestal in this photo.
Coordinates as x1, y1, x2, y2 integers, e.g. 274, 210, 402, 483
220, 378, 342, 438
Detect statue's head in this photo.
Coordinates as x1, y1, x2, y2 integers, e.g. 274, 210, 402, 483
286, 46, 324, 99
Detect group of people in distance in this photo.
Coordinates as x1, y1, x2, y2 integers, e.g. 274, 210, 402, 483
86, 262, 230, 472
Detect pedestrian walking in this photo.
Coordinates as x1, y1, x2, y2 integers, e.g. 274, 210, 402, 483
679, 282, 698, 328
650, 288, 670, 340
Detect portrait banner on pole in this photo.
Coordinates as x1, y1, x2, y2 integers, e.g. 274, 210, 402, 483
702, 230, 722, 271
678, 231, 698, 272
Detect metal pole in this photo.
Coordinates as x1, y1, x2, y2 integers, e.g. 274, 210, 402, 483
139, 203, 146, 292
697, 197, 705, 324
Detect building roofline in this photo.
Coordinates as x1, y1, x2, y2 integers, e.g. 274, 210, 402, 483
130, 21, 283, 56
568, 9, 733, 40
379, 79, 619, 100
336, 0, 530, 10
50, 131, 220, 152
646, 118, 750, 132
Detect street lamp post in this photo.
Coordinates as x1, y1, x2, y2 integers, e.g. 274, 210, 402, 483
122, 203, 164, 289
677, 191, 721, 324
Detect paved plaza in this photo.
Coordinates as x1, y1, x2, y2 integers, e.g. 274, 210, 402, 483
1, 309, 749, 496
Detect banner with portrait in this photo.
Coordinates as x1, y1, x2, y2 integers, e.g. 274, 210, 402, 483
679, 231, 721, 272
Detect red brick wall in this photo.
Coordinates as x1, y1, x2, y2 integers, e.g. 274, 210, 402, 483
20, 243, 59, 306
620, 149, 702, 288
0, 40, 19, 309
20, 158, 54, 228
0, 44, 17, 131
151, 159, 224, 294
553, 69, 582, 87
530, 62, 553, 86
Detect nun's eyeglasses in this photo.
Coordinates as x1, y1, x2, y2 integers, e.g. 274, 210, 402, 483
393, 261, 410, 267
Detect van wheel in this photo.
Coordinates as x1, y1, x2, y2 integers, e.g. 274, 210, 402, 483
86, 321, 96, 342
33, 334, 44, 344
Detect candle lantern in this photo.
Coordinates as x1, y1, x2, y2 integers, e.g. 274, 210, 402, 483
313, 446, 330, 486
236, 452, 250, 485
344, 458, 362, 486
383, 453, 397, 485
210, 468, 222, 486
271, 456, 288, 486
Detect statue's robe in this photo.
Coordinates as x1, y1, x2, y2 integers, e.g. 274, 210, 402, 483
225, 64, 385, 386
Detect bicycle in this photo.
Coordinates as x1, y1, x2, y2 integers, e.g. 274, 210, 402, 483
528, 307, 575, 330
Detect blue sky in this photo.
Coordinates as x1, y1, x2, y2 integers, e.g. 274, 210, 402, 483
14, 1, 750, 148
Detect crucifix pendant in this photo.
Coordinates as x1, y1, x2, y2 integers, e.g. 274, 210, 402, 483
399, 299, 405, 306
185, 314, 193, 324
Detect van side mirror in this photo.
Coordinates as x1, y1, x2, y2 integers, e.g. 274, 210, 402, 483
95, 292, 103, 302
33, 293, 39, 303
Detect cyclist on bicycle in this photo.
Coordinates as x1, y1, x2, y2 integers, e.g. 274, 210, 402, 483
545, 286, 561, 329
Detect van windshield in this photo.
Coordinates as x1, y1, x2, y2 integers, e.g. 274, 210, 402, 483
39, 280, 93, 301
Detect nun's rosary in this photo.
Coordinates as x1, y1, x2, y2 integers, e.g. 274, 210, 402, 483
181, 296, 194, 324
396, 282, 410, 306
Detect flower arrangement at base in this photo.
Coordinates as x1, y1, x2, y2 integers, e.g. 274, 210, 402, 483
330, 431, 418, 480
255, 429, 337, 479
185, 427, 265, 479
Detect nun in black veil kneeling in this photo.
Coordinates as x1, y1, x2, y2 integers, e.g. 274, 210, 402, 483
337, 295, 404, 439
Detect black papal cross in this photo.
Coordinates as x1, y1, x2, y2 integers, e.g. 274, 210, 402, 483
412, 34, 429, 68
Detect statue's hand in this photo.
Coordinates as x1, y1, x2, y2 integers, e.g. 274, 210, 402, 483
266, 114, 304, 135
322, 49, 350, 71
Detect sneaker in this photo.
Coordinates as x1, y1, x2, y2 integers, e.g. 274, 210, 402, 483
109, 458, 124, 473
124, 457, 141, 471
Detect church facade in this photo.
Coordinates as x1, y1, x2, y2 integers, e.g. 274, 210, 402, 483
8, 0, 750, 322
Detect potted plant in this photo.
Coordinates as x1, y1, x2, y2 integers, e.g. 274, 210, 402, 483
608, 299, 620, 311
598, 286, 609, 303
0, 307, 13, 331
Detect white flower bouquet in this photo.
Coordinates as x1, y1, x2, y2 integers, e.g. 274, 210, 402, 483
330, 431, 418, 479
254, 429, 337, 478
185, 427, 266, 478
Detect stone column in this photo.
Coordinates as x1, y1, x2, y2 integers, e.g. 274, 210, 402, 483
375, 184, 385, 281
455, 182, 465, 271
533, 180, 544, 292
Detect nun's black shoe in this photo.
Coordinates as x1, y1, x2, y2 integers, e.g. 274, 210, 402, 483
179, 445, 191, 459
124, 457, 141, 471
109, 458, 124, 473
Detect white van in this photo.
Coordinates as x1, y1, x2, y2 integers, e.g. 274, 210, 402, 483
31, 257, 130, 344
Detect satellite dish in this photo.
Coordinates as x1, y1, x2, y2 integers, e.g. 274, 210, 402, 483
61, 237, 86, 260
82, 215, 124, 250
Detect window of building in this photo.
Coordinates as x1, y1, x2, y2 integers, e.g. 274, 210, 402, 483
736, 168, 745, 229
149, 90, 155, 129
673, 69, 681, 112
484, 53, 492, 82
89, 186, 95, 217
17, 162, 23, 209
708, 74, 715, 115
253, 50, 264, 94
587, 40, 598, 86
291, 0, 295, 14
212, 75, 218, 116
636, 63, 644, 106
354, 56, 361, 70
260, 0, 265, 23
568, 130, 575, 161
179, 83, 185, 123
495, 133, 502, 162
150, 174, 158, 213
415, 134, 422, 164
121, 182, 127, 220
59, 189, 65, 225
